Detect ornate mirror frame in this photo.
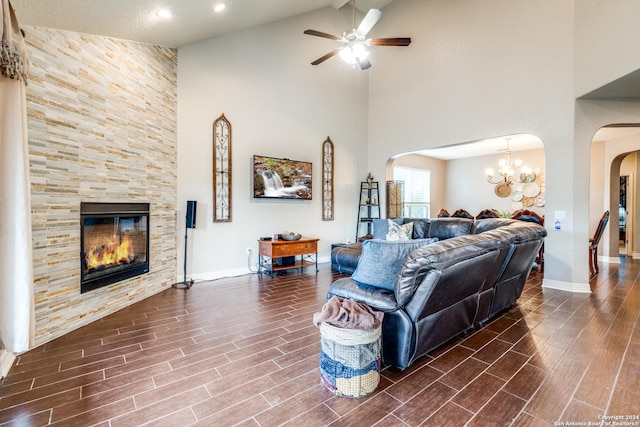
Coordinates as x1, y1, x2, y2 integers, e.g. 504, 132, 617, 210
213, 114, 232, 222
322, 137, 334, 221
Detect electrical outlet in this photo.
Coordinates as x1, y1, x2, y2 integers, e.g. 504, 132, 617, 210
246, 247, 252, 255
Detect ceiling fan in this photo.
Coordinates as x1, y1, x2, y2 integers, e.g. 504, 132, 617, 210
304, 1, 411, 70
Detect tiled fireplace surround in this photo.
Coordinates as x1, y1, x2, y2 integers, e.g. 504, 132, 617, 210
25, 26, 178, 347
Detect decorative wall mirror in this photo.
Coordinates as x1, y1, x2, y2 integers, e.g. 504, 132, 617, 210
322, 137, 334, 220
213, 113, 232, 222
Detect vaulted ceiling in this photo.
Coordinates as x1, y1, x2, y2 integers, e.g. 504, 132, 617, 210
11, 0, 393, 47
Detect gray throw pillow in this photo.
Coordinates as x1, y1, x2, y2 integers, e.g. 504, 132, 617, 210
351, 238, 439, 290
404, 218, 429, 239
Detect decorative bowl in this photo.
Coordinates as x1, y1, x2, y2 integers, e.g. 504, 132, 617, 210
281, 232, 302, 241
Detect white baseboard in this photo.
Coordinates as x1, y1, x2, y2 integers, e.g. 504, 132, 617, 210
185, 267, 253, 283
603, 256, 620, 264
0, 349, 16, 379
632, 253, 640, 260
542, 278, 591, 293
180, 258, 331, 284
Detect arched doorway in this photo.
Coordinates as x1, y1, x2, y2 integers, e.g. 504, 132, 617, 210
590, 126, 640, 267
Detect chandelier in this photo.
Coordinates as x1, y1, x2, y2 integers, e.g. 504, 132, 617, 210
485, 138, 535, 194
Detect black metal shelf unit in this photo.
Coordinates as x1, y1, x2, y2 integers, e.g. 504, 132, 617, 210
356, 181, 380, 241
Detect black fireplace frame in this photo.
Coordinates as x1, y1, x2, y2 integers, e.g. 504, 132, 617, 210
80, 202, 150, 293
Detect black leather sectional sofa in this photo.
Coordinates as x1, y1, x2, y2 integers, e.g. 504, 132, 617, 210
327, 217, 547, 370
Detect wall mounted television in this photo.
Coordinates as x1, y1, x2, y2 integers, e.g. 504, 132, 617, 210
253, 155, 312, 200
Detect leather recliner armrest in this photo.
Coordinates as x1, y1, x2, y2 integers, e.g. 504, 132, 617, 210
327, 277, 399, 313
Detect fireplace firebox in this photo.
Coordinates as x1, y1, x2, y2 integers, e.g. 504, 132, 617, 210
80, 202, 150, 293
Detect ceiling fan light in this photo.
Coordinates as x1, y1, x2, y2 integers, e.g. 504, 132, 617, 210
156, 6, 173, 18
352, 43, 368, 58
339, 43, 368, 65
339, 47, 357, 64
304, 5, 409, 69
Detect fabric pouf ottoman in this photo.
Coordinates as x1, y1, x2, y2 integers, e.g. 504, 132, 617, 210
319, 322, 382, 398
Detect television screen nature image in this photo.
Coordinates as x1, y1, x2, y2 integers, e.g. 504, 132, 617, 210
253, 155, 312, 200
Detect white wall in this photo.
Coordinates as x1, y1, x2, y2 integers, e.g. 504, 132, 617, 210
177, 7, 369, 278
574, 0, 640, 97
367, 0, 579, 289
176, 0, 640, 291
574, 0, 640, 276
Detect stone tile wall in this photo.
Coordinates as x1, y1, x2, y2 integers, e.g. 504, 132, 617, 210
24, 27, 178, 346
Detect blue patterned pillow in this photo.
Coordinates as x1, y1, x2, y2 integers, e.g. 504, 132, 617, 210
351, 238, 439, 290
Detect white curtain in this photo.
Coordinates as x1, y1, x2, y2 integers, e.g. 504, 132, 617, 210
0, 0, 34, 354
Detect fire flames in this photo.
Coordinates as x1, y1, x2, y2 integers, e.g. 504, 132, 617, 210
85, 235, 134, 271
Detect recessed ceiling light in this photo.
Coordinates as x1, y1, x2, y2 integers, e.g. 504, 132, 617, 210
214, 3, 226, 13
156, 6, 174, 18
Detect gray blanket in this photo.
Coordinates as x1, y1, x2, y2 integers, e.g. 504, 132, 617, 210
313, 296, 383, 330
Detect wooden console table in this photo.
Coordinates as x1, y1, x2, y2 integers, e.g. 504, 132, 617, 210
258, 237, 319, 277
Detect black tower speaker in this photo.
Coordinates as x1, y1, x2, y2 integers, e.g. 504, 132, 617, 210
174, 200, 197, 289
186, 200, 197, 229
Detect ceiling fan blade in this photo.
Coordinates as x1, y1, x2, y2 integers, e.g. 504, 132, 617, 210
304, 29, 341, 41
356, 9, 382, 36
358, 57, 372, 70
311, 49, 341, 65
367, 37, 412, 46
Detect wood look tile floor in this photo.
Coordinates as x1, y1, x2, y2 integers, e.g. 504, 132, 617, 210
1, 260, 639, 426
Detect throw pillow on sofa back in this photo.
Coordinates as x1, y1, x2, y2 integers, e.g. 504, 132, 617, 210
372, 218, 402, 239
351, 238, 439, 291
386, 220, 413, 241
372, 218, 430, 240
